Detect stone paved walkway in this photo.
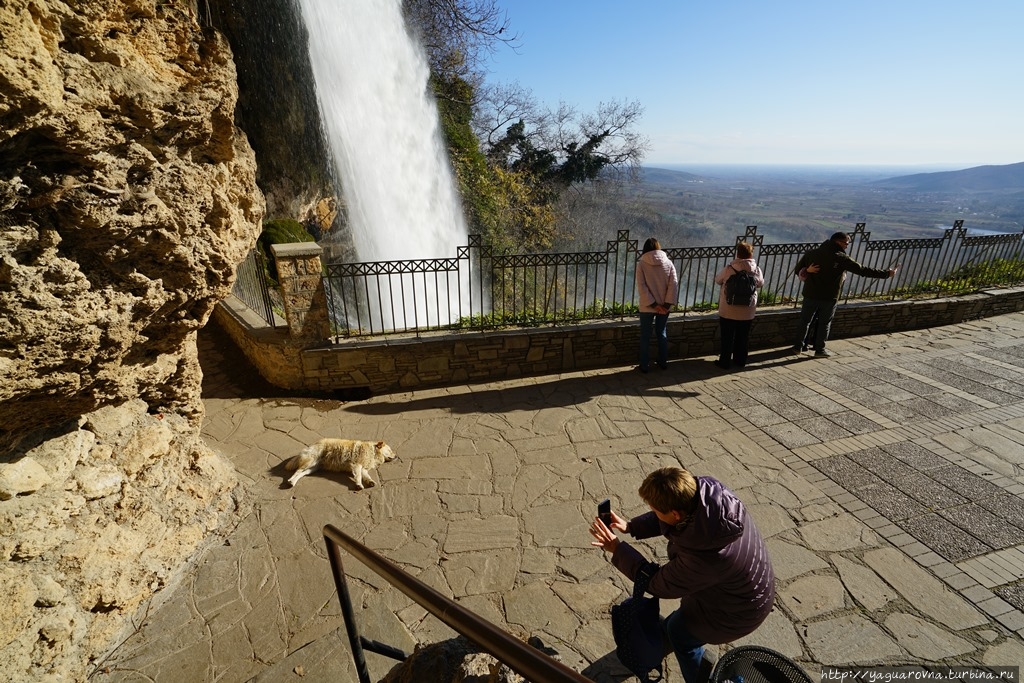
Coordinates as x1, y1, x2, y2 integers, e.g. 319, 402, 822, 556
94, 312, 1024, 681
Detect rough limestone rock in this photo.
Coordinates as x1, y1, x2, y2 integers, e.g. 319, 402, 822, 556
0, 0, 263, 449
380, 636, 526, 683
0, 0, 263, 680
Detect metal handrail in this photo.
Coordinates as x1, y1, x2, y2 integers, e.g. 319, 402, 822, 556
323, 524, 592, 683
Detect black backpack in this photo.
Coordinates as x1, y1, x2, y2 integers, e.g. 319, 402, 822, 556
724, 265, 757, 306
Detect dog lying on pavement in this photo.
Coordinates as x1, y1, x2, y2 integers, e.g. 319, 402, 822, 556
284, 439, 396, 489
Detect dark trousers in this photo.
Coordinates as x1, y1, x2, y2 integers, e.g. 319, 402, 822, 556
797, 298, 839, 351
718, 317, 752, 367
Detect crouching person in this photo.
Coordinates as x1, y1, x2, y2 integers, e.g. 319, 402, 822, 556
590, 467, 775, 683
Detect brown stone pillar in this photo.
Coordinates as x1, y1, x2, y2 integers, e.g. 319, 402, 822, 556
270, 242, 330, 340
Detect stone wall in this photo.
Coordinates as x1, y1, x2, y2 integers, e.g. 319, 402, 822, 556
215, 287, 1024, 395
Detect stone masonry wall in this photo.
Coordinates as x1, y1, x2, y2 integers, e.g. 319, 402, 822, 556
217, 287, 1024, 395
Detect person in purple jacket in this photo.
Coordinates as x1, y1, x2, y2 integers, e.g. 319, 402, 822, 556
590, 467, 775, 683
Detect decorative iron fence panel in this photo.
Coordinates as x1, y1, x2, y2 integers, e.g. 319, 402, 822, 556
312, 222, 1024, 339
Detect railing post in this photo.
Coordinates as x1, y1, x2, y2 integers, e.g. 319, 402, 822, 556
271, 242, 330, 340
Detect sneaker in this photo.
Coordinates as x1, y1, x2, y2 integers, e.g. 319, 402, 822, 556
814, 349, 834, 358
790, 345, 803, 354
801, 342, 811, 351
637, 365, 649, 374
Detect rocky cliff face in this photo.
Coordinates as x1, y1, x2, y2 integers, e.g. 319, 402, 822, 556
0, 0, 263, 679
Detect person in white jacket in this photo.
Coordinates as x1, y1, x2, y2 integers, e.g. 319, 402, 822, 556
635, 238, 679, 372
713, 242, 764, 369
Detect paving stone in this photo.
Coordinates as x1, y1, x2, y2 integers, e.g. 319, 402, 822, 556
900, 397, 957, 420
813, 375, 862, 393
882, 402, 923, 423
761, 422, 820, 449
857, 483, 929, 521
410, 454, 492, 480
939, 504, 1024, 550
932, 465, 1006, 499
799, 514, 878, 552
504, 580, 581, 639
780, 575, 847, 620
982, 637, 1024, 667
843, 387, 895, 409
551, 579, 622, 616
792, 394, 849, 416
443, 515, 519, 553
993, 581, 1024, 611
900, 513, 992, 562
879, 441, 950, 470
813, 455, 876, 490
927, 392, 987, 413
825, 410, 884, 435
792, 416, 853, 442
443, 549, 520, 596
802, 614, 901, 665
958, 426, 1024, 463
832, 554, 899, 612
730, 608, 803, 659
884, 612, 974, 659
742, 404, 791, 427
893, 471, 968, 508
864, 383, 918, 402
978, 497, 1024, 532
864, 547, 987, 629
765, 538, 829, 581
745, 503, 796, 538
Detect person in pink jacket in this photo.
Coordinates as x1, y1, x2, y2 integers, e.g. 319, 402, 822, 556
712, 242, 764, 369
635, 238, 679, 372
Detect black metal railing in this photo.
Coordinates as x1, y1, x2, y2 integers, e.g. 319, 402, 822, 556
323, 524, 592, 683
230, 248, 282, 327
231, 222, 1024, 338
317, 221, 1024, 339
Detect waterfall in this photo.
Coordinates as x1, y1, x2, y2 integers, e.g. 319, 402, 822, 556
297, 0, 468, 263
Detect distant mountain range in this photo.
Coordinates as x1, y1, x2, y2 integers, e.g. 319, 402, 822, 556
638, 167, 704, 184
873, 161, 1024, 192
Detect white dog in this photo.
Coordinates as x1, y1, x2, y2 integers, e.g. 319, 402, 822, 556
284, 439, 397, 489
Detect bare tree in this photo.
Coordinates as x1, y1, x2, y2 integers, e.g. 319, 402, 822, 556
479, 93, 649, 188
402, 0, 516, 83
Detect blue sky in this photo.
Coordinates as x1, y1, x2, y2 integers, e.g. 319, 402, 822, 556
484, 1, 1024, 167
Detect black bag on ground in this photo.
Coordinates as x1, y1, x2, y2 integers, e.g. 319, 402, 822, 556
611, 561, 663, 682
724, 265, 757, 306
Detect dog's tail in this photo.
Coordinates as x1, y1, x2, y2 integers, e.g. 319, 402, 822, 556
283, 444, 319, 471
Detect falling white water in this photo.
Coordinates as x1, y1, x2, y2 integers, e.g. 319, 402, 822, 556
297, 0, 468, 264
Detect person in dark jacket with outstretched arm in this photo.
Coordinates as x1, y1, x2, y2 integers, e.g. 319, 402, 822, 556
792, 232, 897, 357
590, 467, 775, 683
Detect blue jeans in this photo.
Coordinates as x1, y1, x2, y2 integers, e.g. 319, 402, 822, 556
797, 298, 838, 352
664, 609, 706, 683
638, 312, 669, 370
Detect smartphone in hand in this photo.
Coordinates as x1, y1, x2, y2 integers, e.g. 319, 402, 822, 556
598, 499, 612, 527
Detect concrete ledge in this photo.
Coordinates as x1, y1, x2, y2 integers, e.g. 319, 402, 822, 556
215, 287, 1024, 395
